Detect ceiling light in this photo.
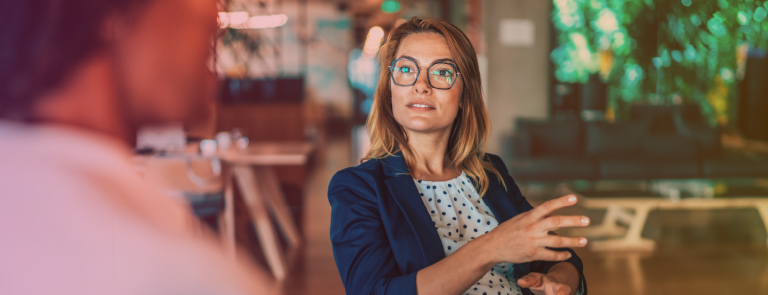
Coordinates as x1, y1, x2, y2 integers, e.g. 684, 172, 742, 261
218, 12, 288, 29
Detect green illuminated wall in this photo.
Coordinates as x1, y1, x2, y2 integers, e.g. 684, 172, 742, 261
552, 0, 768, 124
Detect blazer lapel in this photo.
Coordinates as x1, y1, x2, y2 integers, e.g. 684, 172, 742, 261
382, 154, 446, 267
482, 174, 518, 223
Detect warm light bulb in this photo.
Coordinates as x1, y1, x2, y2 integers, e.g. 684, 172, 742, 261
218, 12, 288, 29
247, 14, 289, 29
362, 26, 385, 57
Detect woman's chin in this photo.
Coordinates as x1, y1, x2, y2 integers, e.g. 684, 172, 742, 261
395, 115, 451, 133
402, 123, 447, 134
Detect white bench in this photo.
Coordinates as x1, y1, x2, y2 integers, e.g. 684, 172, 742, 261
567, 193, 768, 251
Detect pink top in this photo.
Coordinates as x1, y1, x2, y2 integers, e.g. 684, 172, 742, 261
0, 122, 275, 295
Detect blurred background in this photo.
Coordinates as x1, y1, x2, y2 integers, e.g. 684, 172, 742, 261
174, 0, 768, 294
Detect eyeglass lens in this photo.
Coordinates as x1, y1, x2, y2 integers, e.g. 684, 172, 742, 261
391, 59, 457, 89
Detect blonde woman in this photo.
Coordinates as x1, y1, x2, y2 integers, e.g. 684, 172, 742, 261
329, 17, 589, 295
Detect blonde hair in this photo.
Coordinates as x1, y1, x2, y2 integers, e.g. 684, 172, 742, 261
363, 17, 504, 197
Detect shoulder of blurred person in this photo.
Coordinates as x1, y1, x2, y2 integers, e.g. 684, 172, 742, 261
0, 0, 278, 293
0, 122, 277, 295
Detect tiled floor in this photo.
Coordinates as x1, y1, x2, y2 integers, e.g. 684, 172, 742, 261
282, 139, 768, 294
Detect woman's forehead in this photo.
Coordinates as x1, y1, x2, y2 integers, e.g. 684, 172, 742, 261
395, 33, 454, 65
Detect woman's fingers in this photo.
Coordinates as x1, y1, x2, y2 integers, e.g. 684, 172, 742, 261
536, 235, 588, 248
532, 248, 573, 262
537, 215, 590, 232
546, 282, 571, 295
517, 272, 544, 289
528, 195, 578, 221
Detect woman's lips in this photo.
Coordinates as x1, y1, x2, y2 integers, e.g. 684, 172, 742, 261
407, 103, 434, 111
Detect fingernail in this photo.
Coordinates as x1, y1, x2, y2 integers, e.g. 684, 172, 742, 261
580, 238, 587, 245
581, 217, 590, 225
566, 252, 572, 259
567, 195, 577, 203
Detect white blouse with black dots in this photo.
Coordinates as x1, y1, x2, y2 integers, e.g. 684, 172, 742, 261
414, 172, 585, 295
414, 171, 522, 295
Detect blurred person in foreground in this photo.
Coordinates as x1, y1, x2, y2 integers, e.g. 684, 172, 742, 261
0, 0, 278, 294
328, 18, 589, 295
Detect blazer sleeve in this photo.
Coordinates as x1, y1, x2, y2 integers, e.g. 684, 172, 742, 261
488, 155, 588, 294
327, 169, 418, 295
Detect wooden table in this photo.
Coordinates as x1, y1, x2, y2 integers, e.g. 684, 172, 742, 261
217, 142, 313, 281
135, 141, 314, 281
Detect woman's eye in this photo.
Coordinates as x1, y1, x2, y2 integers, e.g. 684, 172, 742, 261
434, 70, 452, 76
400, 67, 412, 73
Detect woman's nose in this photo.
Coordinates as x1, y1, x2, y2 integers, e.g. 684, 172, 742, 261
412, 71, 431, 94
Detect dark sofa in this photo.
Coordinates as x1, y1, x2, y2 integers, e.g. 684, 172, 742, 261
508, 105, 768, 181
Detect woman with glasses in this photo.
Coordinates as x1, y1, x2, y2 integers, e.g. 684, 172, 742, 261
328, 17, 589, 295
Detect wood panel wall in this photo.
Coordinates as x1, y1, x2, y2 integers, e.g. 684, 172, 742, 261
216, 102, 305, 141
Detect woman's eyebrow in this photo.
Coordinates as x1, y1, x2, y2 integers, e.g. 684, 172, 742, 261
432, 58, 456, 63
395, 55, 457, 65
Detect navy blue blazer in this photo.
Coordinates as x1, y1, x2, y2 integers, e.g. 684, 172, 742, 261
328, 153, 586, 295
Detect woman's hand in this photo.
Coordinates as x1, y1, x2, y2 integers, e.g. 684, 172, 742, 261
517, 271, 571, 295
477, 194, 590, 265
518, 261, 582, 295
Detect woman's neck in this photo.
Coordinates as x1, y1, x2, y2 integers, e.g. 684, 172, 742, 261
406, 128, 460, 181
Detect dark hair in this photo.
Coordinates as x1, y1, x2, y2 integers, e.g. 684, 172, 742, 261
0, 0, 151, 119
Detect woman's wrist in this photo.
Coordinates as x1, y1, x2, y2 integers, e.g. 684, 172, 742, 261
467, 232, 500, 269
416, 231, 502, 295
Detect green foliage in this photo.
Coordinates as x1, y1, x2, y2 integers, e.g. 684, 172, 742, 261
381, 0, 402, 14
552, 0, 768, 123
221, 28, 262, 54
219, 28, 270, 76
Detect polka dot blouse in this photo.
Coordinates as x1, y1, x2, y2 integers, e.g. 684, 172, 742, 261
415, 172, 522, 295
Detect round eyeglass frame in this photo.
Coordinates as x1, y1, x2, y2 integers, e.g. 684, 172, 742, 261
388, 58, 461, 90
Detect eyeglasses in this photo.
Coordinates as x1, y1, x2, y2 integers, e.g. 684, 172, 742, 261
388, 58, 461, 90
